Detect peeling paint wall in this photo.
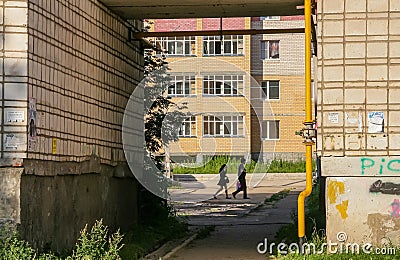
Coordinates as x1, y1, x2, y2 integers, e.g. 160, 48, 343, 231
318, 0, 400, 245
326, 177, 400, 245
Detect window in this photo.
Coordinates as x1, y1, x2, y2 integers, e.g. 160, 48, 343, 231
261, 80, 280, 100
179, 116, 196, 137
260, 16, 280, 20
168, 75, 195, 96
203, 35, 244, 56
157, 36, 196, 56
203, 75, 244, 96
203, 115, 244, 137
262, 120, 280, 140
261, 40, 280, 59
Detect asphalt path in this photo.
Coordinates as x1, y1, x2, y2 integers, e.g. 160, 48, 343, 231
164, 174, 306, 260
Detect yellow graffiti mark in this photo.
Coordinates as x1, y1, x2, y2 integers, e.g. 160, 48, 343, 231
336, 200, 349, 219
327, 180, 345, 204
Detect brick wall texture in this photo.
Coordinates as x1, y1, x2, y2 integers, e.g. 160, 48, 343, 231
27, 0, 143, 165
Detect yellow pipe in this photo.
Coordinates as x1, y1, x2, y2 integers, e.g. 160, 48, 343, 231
298, 0, 314, 240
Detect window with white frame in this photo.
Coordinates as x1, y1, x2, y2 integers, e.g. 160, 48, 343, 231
179, 116, 196, 137
157, 36, 196, 56
261, 40, 280, 59
203, 35, 244, 56
203, 115, 244, 136
262, 120, 280, 140
167, 75, 195, 96
203, 75, 243, 96
261, 80, 280, 100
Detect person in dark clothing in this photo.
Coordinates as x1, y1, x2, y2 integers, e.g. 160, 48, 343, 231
232, 158, 249, 199
213, 164, 231, 199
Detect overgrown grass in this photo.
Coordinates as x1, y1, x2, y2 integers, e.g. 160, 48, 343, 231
120, 216, 188, 259
0, 220, 123, 260
0, 203, 188, 260
267, 159, 316, 173
274, 183, 325, 246
172, 156, 314, 174
265, 189, 291, 206
120, 201, 188, 260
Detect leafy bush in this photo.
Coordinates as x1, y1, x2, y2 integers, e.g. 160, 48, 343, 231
67, 219, 123, 260
0, 220, 123, 260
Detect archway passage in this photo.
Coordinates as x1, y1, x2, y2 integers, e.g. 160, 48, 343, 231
99, 0, 304, 19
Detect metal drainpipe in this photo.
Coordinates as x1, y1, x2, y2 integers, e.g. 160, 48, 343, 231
298, 0, 315, 247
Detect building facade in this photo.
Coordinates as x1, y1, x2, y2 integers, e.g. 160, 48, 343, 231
251, 16, 311, 162
152, 18, 252, 163
152, 16, 310, 163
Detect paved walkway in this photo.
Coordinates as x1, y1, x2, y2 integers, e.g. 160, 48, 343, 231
163, 174, 306, 260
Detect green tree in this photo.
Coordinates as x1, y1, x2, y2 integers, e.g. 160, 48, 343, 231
140, 35, 186, 223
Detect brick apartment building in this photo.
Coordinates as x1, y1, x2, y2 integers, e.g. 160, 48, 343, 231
151, 16, 310, 163
250, 16, 311, 162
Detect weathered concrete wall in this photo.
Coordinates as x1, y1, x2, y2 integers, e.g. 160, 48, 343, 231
326, 176, 400, 246
20, 160, 138, 251
0, 168, 23, 223
318, 0, 400, 245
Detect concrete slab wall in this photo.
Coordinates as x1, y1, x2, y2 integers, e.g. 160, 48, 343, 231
20, 162, 139, 251
326, 177, 400, 246
0, 1, 29, 165
318, 0, 400, 245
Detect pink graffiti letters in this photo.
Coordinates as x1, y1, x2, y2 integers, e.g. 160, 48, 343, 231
391, 199, 400, 218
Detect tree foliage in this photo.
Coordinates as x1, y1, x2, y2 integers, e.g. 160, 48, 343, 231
143, 41, 186, 164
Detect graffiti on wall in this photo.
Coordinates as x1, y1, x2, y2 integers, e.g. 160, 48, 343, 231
391, 199, 400, 218
327, 180, 348, 219
369, 180, 400, 218
369, 180, 400, 195
361, 157, 400, 175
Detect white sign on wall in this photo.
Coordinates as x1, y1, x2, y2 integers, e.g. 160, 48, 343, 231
328, 112, 339, 123
6, 111, 24, 123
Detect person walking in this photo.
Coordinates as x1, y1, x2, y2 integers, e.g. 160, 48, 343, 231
213, 164, 231, 199
232, 158, 249, 199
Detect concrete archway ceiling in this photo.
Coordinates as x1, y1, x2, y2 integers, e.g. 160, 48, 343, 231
100, 0, 304, 19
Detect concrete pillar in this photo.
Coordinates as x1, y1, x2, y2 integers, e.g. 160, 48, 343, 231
318, 0, 400, 246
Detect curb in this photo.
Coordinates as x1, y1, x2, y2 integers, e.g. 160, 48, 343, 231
143, 232, 198, 260
162, 233, 198, 259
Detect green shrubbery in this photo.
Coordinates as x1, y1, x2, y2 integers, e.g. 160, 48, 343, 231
172, 156, 313, 174
67, 220, 123, 260
0, 220, 123, 260
0, 213, 187, 260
